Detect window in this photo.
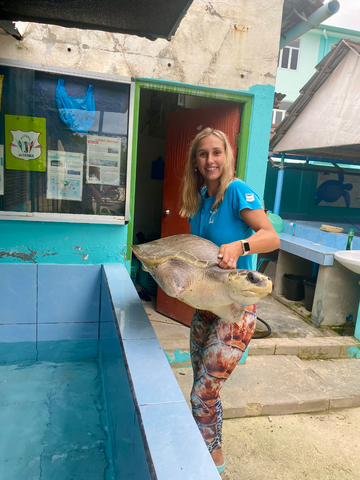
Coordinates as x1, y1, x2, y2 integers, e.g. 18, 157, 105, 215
272, 109, 286, 125
0, 62, 134, 224
278, 39, 300, 71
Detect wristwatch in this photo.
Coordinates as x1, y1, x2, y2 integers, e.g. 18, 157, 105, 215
240, 240, 250, 255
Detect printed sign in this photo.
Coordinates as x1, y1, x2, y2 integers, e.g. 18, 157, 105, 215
5, 115, 46, 171
86, 135, 121, 186
47, 150, 83, 201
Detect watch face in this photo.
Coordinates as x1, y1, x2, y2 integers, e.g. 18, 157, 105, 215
243, 241, 250, 252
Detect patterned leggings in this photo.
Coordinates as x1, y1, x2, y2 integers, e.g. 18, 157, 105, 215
190, 305, 257, 453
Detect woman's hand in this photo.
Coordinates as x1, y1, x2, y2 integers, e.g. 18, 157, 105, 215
217, 209, 281, 269
218, 241, 243, 269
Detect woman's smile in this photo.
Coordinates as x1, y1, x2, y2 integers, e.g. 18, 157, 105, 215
195, 134, 226, 189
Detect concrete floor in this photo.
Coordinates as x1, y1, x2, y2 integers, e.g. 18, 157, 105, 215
139, 290, 360, 479
140, 292, 340, 353
221, 407, 360, 480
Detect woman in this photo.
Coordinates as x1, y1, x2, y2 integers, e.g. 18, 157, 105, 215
180, 128, 280, 474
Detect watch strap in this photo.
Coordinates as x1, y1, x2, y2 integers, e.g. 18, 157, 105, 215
240, 240, 250, 255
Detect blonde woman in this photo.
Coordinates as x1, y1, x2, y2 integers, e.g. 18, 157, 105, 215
180, 128, 280, 474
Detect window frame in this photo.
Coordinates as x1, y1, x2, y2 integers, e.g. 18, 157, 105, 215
272, 108, 287, 125
277, 40, 300, 71
0, 58, 135, 225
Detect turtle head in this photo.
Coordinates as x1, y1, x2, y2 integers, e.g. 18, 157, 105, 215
228, 270, 272, 304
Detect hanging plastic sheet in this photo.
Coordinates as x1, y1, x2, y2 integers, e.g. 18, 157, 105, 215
56, 78, 95, 133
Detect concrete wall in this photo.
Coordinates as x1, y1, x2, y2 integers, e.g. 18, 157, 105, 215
0, 0, 284, 265
1, 0, 283, 91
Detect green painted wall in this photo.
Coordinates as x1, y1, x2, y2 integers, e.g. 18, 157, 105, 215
264, 163, 360, 219
275, 33, 320, 103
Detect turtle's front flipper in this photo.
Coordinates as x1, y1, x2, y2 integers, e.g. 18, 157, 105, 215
210, 303, 245, 323
148, 259, 193, 299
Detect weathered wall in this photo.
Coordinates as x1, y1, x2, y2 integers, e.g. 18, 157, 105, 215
0, 0, 283, 91
0, 0, 284, 266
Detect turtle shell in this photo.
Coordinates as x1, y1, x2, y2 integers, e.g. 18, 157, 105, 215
131, 234, 220, 268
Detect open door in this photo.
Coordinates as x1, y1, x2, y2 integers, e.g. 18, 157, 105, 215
156, 104, 241, 325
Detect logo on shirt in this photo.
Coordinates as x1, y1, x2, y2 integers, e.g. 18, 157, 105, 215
245, 193, 255, 202
209, 208, 217, 224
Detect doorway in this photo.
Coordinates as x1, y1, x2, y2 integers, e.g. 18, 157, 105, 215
131, 83, 252, 325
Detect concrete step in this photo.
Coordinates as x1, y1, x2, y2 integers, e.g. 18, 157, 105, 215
173, 355, 360, 418
163, 336, 360, 368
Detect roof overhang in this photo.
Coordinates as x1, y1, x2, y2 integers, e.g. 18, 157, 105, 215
270, 40, 360, 163
0, 0, 194, 40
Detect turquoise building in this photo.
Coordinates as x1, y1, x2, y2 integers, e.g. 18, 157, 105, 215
267, 24, 360, 223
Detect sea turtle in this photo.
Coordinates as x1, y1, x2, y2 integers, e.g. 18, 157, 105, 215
131, 234, 272, 322
316, 173, 353, 207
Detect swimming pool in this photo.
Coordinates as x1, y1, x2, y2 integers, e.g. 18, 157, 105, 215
0, 264, 220, 480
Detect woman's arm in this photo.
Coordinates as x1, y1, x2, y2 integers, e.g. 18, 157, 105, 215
218, 208, 280, 269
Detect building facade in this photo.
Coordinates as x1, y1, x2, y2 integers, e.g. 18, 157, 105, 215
0, 0, 286, 268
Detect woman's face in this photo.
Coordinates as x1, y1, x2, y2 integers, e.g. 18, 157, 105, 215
195, 134, 226, 186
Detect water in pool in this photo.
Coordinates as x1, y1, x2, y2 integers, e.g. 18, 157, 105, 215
0, 341, 114, 480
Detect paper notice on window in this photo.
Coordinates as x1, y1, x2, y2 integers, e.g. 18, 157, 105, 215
46, 150, 83, 201
86, 135, 121, 186
0, 145, 4, 195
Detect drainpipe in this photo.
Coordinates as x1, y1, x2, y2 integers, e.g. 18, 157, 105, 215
280, 0, 340, 49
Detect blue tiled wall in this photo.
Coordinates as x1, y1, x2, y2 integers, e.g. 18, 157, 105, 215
0, 263, 221, 480
0, 265, 101, 362
99, 280, 151, 480
38, 265, 101, 343
102, 264, 221, 480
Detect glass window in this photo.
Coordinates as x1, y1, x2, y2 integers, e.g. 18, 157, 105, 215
278, 40, 300, 71
0, 64, 133, 222
281, 48, 290, 69
272, 109, 286, 125
290, 48, 299, 70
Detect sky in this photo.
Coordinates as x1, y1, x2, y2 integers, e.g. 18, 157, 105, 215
322, 0, 360, 31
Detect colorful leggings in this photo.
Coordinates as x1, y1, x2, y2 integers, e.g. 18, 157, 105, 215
190, 305, 257, 453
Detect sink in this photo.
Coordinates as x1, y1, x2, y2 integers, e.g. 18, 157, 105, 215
335, 250, 360, 274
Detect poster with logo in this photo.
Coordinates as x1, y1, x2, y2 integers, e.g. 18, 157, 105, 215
86, 135, 121, 185
5, 115, 46, 171
47, 150, 83, 201
0, 145, 4, 195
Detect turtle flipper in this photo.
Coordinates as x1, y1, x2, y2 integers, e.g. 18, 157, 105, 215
146, 259, 193, 299
210, 303, 245, 323
343, 191, 351, 208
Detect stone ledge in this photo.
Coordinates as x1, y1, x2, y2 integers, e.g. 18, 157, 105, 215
249, 337, 358, 359
173, 355, 360, 418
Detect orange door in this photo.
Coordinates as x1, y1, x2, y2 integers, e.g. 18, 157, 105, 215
156, 105, 241, 326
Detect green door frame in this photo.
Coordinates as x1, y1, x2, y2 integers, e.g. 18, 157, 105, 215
126, 78, 254, 261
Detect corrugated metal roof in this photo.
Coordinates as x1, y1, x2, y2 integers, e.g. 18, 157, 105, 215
270, 40, 360, 162
0, 0, 194, 40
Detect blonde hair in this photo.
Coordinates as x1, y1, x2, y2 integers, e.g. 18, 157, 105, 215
180, 128, 235, 218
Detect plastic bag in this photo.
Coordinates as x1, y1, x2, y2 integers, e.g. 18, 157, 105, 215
56, 78, 95, 133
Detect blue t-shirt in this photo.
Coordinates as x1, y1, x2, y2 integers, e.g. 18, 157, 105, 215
189, 179, 262, 270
